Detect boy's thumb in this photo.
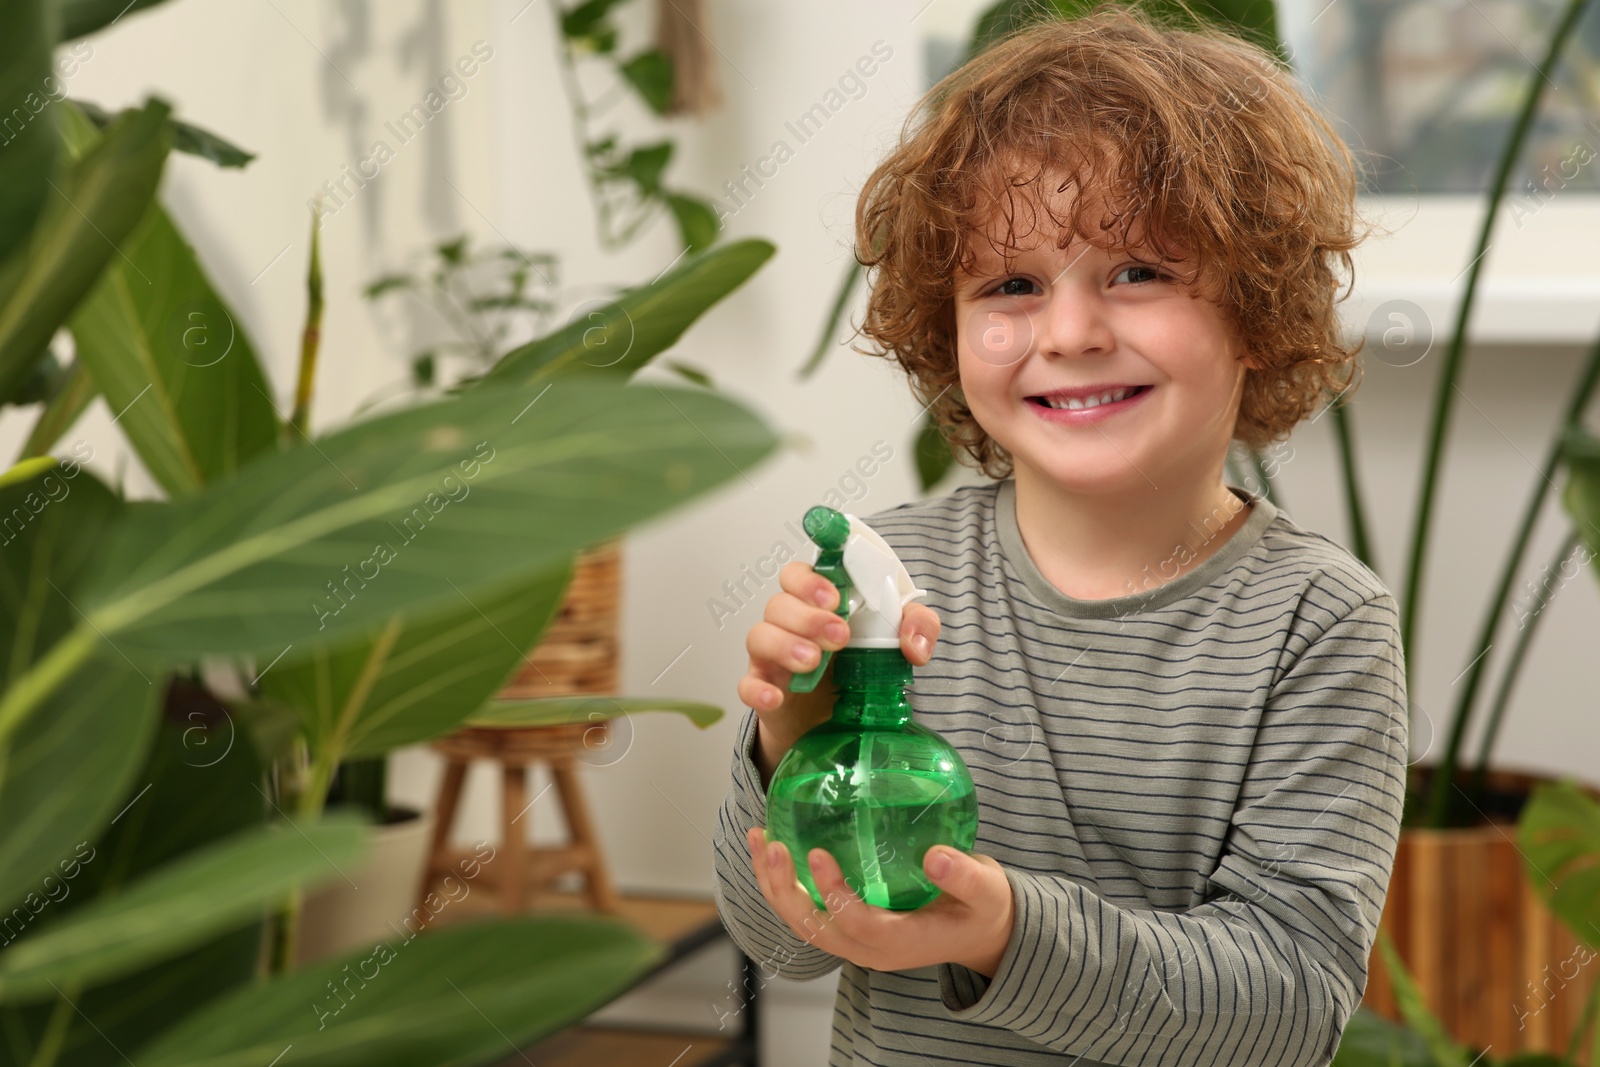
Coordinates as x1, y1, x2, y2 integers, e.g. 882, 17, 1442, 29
924, 846, 972, 889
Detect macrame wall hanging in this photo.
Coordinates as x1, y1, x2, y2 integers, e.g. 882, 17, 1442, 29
654, 0, 723, 115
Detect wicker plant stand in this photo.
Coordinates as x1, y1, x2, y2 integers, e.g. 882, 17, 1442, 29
416, 540, 624, 918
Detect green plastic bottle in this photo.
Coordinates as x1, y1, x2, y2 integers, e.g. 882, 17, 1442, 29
765, 505, 979, 910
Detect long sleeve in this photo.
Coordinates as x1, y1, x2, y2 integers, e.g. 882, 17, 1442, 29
712, 707, 846, 983
935, 592, 1409, 1067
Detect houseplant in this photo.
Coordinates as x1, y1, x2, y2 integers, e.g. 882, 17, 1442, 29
0, 1, 782, 1062
1333, 775, 1600, 1066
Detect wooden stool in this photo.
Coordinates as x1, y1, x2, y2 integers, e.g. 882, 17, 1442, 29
416, 721, 621, 917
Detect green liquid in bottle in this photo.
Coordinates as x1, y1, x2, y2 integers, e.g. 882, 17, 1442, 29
766, 657, 979, 910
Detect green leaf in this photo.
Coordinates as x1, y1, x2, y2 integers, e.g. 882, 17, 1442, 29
483, 238, 774, 388
560, 0, 625, 36
0, 701, 270, 1064
134, 914, 662, 1066
1519, 778, 1600, 951
620, 49, 674, 114
0, 467, 163, 913
17, 357, 98, 458
0, 97, 170, 407
0, 814, 369, 1001
798, 258, 861, 379
0, 454, 59, 488
609, 141, 672, 195
0, 659, 159, 917
666, 192, 720, 254
664, 360, 713, 388
1372, 928, 1467, 1067
468, 695, 724, 729
260, 561, 575, 761
73, 98, 254, 169
1330, 1007, 1435, 1067
0, 0, 56, 265
77, 378, 776, 660
364, 273, 417, 300
54, 0, 174, 40
914, 410, 955, 493
63, 103, 279, 496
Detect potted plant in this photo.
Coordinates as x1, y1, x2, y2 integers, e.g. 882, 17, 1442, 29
0, 1, 782, 1060
1333, 775, 1600, 1066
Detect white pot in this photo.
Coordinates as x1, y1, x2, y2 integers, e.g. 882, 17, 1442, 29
295, 804, 435, 965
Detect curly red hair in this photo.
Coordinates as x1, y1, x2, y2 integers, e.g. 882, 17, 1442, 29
851, 2, 1373, 479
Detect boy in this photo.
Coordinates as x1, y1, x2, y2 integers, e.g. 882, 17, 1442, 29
713, 5, 1408, 1065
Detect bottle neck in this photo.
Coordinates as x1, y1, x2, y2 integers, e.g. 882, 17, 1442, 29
829, 647, 914, 728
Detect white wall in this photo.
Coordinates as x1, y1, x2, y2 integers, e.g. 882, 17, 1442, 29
3, 2, 1598, 1064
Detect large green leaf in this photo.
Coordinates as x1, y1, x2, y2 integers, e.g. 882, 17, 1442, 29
60, 102, 278, 496
0, 0, 56, 265
481, 238, 773, 388
134, 915, 662, 1067
0, 706, 269, 1065
1519, 778, 1600, 951
0, 379, 778, 737
0, 467, 163, 914
54, 0, 174, 40
261, 561, 575, 761
0, 814, 369, 1001
82, 378, 776, 659
0, 97, 169, 406
0, 659, 158, 917
468, 695, 723, 730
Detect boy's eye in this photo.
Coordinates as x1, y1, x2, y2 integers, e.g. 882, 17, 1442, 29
1115, 264, 1164, 285
987, 277, 1037, 297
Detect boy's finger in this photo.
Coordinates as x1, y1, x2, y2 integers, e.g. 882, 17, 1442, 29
923, 846, 1006, 906
807, 848, 869, 918
779, 560, 836, 608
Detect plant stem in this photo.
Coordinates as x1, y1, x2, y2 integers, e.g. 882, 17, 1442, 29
1331, 400, 1376, 574
290, 206, 324, 438
1404, 0, 1591, 827
1425, 329, 1600, 826
266, 736, 313, 974
551, 3, 618, 248
1468, 529, 1582, 799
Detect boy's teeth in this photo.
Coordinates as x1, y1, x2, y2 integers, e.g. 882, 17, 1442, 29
1043, 386, 1137, 411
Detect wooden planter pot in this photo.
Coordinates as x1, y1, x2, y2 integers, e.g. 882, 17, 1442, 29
1362, 765, 1600, 1062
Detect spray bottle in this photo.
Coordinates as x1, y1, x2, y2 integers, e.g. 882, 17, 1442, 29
764, 505, 979, 910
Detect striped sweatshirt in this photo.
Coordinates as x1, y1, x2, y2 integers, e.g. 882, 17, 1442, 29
712, 477, 1409, 1066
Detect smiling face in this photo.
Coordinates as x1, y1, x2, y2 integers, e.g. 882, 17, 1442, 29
952, 173, 1254, 498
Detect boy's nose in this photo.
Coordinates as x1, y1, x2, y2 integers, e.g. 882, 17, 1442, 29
1032, 285, 1116, 363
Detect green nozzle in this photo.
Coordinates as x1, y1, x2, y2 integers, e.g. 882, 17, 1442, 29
790, 506, 853, 693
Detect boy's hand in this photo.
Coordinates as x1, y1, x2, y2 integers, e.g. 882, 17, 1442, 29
744, 828, 1015, 978
739, 559, 941, 784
